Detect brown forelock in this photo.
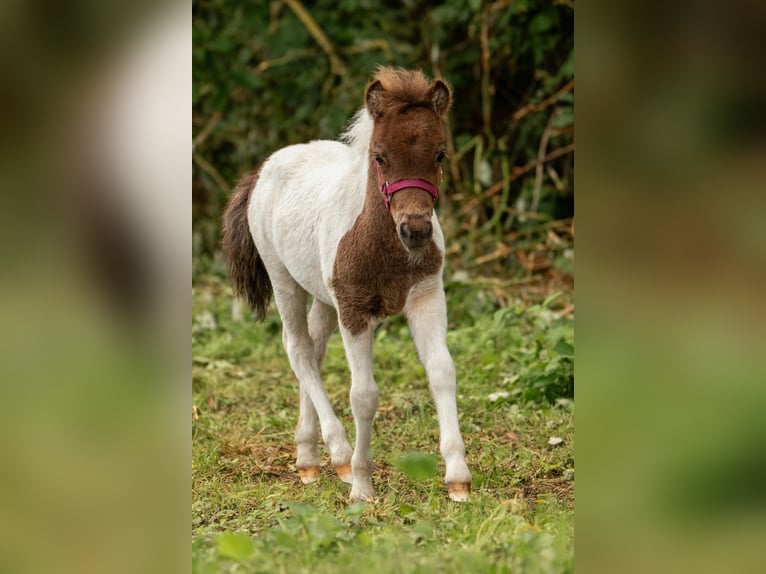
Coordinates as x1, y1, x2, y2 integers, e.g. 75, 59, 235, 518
332, 166, 443, 335
368, 67, 433, 115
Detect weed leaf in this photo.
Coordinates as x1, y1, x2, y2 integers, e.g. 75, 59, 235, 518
395, 452, 439, 481
216, 531, 254, 560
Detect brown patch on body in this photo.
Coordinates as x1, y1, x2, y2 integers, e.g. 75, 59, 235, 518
332, 187, 442, 335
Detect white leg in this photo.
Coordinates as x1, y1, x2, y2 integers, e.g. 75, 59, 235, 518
339, 325, 378, 501
270, 275, 353, 482
295, 300, 341, 483
309, 299, 337, 366
295, 386, 320, 483
406, 284, 472, 501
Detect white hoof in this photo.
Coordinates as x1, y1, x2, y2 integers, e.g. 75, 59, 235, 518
298, 466, 319, 484
335, 464, 353, 484
349, 482, 375, 502
447, 482, 471, 502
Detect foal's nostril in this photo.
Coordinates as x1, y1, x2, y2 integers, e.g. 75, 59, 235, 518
399, 216, 433, 249
415, 220, 433, 238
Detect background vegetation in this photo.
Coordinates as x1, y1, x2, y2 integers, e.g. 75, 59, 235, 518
193, 0, 573, 571
193, 0, 574, 286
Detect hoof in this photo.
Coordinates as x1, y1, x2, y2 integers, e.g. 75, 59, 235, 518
349, 484, 376, 502
335, 464, 353, 484
447, 482, 471, 502
298, 466, 319, 484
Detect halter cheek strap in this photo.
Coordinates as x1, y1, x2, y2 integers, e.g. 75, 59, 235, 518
374, 162, 440, 211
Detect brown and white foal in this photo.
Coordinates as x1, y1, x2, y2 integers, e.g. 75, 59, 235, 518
222, 67, 471, 501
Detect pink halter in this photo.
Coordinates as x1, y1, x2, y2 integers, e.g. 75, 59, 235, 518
374, 161, 440, 211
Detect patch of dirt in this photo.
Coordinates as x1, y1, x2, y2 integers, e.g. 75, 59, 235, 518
520, 477, 574, 509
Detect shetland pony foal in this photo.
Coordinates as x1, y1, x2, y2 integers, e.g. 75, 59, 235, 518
222, 68, 471, 501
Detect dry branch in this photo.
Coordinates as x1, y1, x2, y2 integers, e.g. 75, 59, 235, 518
512, 79, 574, 122
480, 7, 493, 140
342, 39, 394, 61
483, 143, 575, 198
283, 0, 346, 76
254, 48, 317, 73
193, 152, 230, 196
193, 111, 222, 151
531, 111, 556, 212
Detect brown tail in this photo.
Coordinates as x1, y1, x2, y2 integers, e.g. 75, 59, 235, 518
221, 171, 273, 321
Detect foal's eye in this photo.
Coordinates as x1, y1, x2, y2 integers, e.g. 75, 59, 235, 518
436, 151, 446, 163
374, 154, 384, 165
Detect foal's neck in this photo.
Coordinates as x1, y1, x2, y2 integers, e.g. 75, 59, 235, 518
330, 160, 442, 334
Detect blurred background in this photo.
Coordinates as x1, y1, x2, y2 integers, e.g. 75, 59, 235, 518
0, 0, 763, 572
577, 1, 766, 573
0, 1, 188, 573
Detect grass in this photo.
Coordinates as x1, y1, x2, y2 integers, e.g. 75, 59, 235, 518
192, 272, 574, 573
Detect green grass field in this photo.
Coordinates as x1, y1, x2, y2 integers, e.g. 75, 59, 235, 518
192, 273, 574, 573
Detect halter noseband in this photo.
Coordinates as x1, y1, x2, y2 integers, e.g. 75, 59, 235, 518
374, 161, 440, 211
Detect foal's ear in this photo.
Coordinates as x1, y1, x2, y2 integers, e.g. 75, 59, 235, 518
429, 80, 452, 118
365, 80, 386, 119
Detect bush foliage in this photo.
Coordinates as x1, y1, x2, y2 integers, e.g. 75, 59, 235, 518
193, 0, 574, 279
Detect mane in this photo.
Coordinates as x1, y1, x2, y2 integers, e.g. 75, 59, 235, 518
340, 108, 373, 157
369, 67, 433, 113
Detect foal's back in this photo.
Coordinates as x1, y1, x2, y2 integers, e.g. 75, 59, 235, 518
248, 138, 367, 305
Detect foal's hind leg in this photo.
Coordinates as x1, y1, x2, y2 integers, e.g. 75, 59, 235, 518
295, 300, 345, 484
296, 386, 320, 484
269, 276, 353, 483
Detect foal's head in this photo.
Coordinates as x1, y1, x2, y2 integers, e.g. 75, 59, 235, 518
365, 68, 452, 252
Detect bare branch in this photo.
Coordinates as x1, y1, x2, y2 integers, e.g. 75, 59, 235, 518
531, 111, 557, 213
512, 79, 574, 122
193, 111, 222, 151
193, 152, 230, 196
254, 48, 317, 73
283, 0, 346, 76
483, 143, 575, 198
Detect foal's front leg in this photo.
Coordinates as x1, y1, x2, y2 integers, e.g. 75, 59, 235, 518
406, 285, 472, 501
339, 324, 378, 501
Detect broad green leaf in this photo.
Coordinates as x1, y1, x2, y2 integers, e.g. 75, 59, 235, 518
398, 503, 417, 516
395, 452, 439, 481
285, 502, 316, 516
270, 529, 297, 550
553, 340, 574, 357
216, 532, 254, 560
542, 292, 563, 308
344, 501, 366, 520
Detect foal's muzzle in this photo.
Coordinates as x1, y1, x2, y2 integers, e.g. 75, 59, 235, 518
398, 213, 433, 251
